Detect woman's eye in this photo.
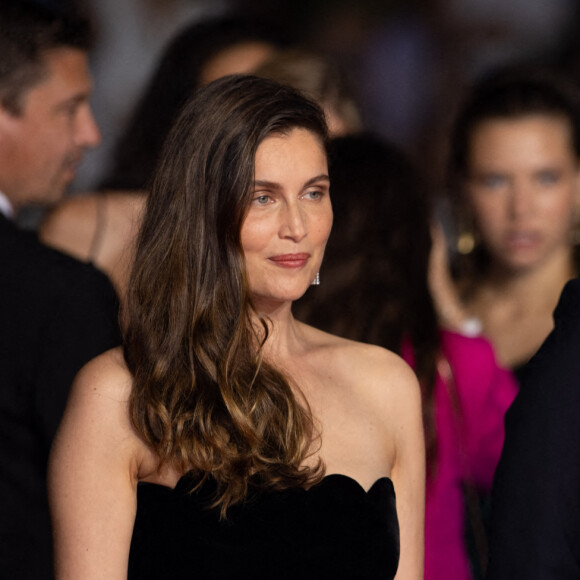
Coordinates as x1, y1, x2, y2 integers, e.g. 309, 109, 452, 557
536, 170, 560, 185
479, 174, 506, 188
253, 194, 271, 205
304, 190, 322, 200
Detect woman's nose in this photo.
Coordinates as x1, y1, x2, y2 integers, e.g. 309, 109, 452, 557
280, 202, 307, 241
508, 182, 533, 218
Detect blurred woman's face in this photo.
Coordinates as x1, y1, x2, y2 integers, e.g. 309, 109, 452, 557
465, 114, 580, 273
241, 128, 332, 310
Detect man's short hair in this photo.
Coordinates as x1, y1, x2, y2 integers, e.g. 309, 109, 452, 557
0, 1, 92, 115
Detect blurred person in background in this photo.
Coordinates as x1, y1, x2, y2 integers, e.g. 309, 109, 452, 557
430, 66, 580, 381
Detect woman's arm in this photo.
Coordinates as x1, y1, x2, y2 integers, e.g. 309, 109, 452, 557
388, 361, 425, 580
48, 348, 141, 580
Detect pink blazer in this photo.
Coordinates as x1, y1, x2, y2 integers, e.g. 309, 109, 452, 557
404, 330, 518, 580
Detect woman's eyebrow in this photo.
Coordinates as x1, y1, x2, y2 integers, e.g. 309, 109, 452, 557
253, 179, 282, 190
253, 174, 330, 189
305, 174, 330, 186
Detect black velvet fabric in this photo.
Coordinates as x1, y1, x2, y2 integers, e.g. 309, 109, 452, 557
129, 473, 399, 579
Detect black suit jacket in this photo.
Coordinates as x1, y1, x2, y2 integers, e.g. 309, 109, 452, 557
487, 277, 580, 579
0, 215, 122, 579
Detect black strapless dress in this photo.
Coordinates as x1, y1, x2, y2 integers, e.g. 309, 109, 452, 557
128, 473, 399, 579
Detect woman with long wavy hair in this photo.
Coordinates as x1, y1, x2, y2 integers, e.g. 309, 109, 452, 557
48, 75, 424, 579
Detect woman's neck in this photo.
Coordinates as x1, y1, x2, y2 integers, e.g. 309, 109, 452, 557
479, 246, 576, 309
251, 299, 305, 361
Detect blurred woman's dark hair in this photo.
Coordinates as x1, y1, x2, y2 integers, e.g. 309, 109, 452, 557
450, 64, 580, 183
253, 48, 362, 135
99, 16, 286, 191
294, 132, 441, 467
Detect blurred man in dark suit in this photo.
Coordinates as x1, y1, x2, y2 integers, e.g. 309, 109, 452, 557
0, 2, 121, 577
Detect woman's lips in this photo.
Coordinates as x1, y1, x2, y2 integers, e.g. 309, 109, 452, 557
503, 231, 540, 250
268, 253, 310, 268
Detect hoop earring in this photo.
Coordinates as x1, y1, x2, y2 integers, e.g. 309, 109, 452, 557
311, 272, 320, 285
457, 230, 475, 255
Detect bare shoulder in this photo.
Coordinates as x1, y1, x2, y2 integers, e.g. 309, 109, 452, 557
58, 347, 138, 453
94, 190, 146, 225
107, 190, 146, 211
40, 193, 100, 259
51, 346, 153, 483
106, 192, 147, 241
343, 338, 415, 383
72, 346, 132, 401
301, 323, 420, 406
42, 192, 99, 228
342, 340, 420, 414
40, 191, 144, 252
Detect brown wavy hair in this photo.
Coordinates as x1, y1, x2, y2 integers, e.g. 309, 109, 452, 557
123, 75, 328, 515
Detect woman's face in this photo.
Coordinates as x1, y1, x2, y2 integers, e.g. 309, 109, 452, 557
241, 127, 332, 309
465, 114, 580, 273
